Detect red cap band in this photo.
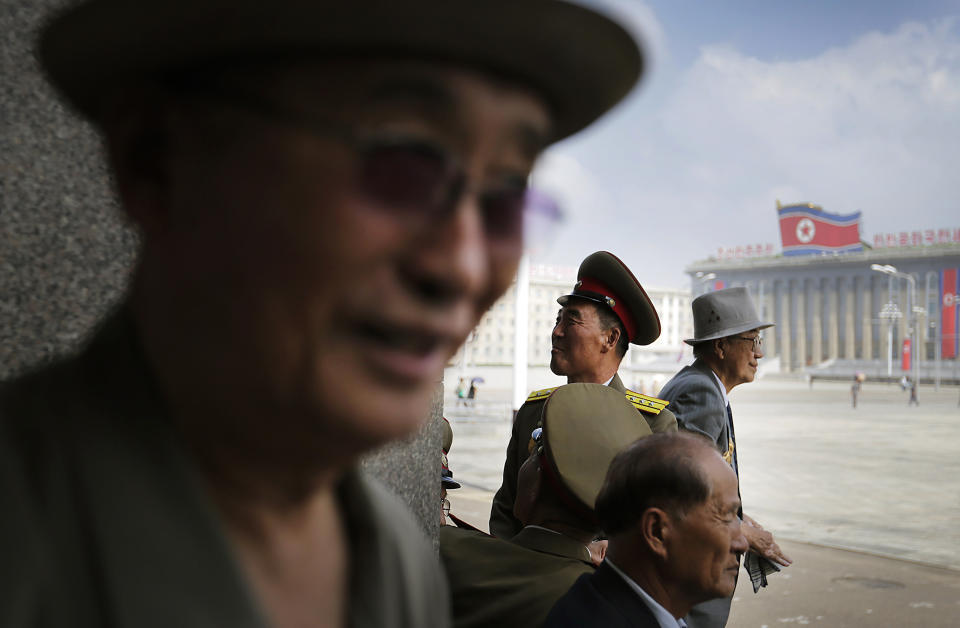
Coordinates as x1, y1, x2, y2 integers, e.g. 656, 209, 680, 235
576, 277, 637, 342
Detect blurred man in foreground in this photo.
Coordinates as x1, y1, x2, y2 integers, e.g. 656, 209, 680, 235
0, 1, 644, 625
441, 384, 652, 628
490, 251, 677, 538
659, 287, 792, 627
544, 432, 748, 628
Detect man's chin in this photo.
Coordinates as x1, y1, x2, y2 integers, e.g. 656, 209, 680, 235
549, 358, 566, 376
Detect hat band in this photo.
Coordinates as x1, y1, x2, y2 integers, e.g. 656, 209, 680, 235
574, 278, 637, 342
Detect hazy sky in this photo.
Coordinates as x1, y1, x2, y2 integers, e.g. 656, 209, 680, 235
530, 0, 959, 288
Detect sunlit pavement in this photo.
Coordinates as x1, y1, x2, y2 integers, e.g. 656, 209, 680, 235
443, 379, 960, 627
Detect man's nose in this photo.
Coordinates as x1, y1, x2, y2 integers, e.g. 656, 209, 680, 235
401, 194, 497, 306
732, 524, 749, 555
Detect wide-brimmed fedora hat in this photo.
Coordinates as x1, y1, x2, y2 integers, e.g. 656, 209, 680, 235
37, 0, 643, 139
557, 251, 660, 345
685, 287, 773, 345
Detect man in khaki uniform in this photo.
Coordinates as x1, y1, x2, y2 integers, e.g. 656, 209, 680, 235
0, 1, 645, 626
441, 384, 652, 628
490, 251, 677, 539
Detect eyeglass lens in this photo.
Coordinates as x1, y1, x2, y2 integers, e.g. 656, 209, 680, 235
358, 139, 527, 239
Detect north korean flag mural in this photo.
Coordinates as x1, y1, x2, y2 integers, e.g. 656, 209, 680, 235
942, 268, 959, 359
778, 204, 863, 256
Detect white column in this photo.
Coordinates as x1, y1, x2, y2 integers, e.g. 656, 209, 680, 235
512, 255, 530, 412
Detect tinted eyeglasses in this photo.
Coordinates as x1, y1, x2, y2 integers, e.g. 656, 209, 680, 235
184, 84, 537, 242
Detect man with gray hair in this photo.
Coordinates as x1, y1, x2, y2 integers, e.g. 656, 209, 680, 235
0, 1, 644, 625
544, 432, 749, 627
658, 287, 792, 627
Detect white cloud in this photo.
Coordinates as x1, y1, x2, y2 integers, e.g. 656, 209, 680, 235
660, 17, 960, 232
533, 16, 960, 287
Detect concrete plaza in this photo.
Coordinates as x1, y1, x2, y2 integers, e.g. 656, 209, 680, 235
443, 378, 960, 627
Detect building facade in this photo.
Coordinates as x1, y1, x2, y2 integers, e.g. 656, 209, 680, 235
687, 243, 960, 383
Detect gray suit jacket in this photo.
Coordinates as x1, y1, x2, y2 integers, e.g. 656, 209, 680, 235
658, 359, 734, 467
658, 359, 737, 628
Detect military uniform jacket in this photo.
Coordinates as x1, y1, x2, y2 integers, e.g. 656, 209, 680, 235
489, 374, 677, 539
0, 311, 449, 628
439, 525, 594, 628
543, 561, 661, 628
657, 359, 735, 468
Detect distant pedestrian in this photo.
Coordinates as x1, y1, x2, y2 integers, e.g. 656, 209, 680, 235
851, 375, 861, 408
456, 378, 468, 407
467, 380, 477, 406
908, 381, 919, 406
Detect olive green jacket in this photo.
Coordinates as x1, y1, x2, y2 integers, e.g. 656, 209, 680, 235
489, 374, 677, 539
0, 311, 448, 628
440, 525, 594, 628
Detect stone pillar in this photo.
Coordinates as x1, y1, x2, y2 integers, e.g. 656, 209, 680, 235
828, 278, 840, 360
779, 282, 792, 372
810, 281, 823, 365
795, 282, 807, 370
844, 279, 857, 359
861, 277, 873, 360
764, 284, 777, 359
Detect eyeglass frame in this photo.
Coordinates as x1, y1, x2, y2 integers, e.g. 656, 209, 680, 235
728, 334, 763, 352
168, 79, 540, 242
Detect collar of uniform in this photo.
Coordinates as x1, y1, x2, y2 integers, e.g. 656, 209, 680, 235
510, 526, 592, 565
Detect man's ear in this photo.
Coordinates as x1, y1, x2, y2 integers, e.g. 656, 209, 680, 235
712, 338, 725, 360
100, 87, 172, 237
513, 452, 544, 525
640, 507, 672, 561
601, 325, 621, 354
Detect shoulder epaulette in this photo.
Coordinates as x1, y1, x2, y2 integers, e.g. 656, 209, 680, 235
624, 389, 669, 415
525, 386, 559, 403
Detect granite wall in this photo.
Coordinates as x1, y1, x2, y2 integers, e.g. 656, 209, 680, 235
1, 0, 441, 536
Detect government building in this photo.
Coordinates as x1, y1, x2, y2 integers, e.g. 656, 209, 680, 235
688, 212, 960, 384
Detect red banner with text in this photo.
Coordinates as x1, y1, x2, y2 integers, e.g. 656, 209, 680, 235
942, 269, 958, 360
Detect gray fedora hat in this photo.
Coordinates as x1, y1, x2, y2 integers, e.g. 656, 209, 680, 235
684, 287, 773, 345
37, 0, 643, 139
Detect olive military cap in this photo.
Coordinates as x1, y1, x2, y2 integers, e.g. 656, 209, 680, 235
540, 383, 652, 513
558, 251, 661, 345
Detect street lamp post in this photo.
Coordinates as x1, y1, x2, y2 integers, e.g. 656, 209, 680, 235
871, 264, 923, 389
878, 301, 901, 377
695, 272, 717, 296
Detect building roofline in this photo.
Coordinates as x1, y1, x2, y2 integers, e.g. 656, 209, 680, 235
686, 243, 960, 274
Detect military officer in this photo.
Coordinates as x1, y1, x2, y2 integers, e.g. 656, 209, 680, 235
490, 251, 677, 539
441, 384, 652, 628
